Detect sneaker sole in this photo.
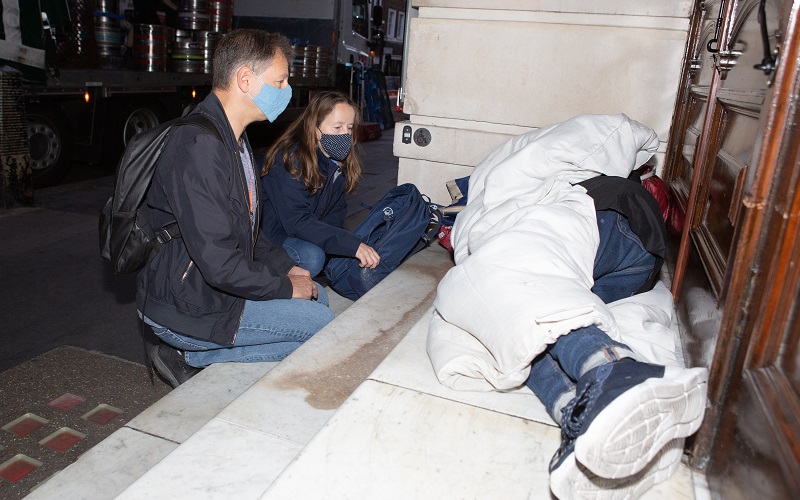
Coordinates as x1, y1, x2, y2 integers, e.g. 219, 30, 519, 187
149, 345, 181, 389
574, 366, 707, 479
551, 438, 684, 500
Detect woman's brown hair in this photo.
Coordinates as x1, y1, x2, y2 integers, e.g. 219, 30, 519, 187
261, 91, 362, 194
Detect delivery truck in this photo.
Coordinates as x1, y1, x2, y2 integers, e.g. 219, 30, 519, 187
2, 0, 221, 187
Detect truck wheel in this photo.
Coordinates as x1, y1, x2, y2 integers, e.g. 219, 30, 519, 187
103, 99, 166, 168
26, 106, 74, 188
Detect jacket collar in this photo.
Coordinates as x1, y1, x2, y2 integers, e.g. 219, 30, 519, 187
197, 92, 244, 152
315, 147, 340, 176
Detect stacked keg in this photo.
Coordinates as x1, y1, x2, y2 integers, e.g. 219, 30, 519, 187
200, 31, 220, 74
209, 0, 233, 33
172, 30, 204, 73
166, 0, 228, 73
171, 30, 219, 73
289, 44, 304, 80
290, 45, 330, 83
133, 24, 169, 72
128, 0, 230, 73
315, 46, 330, 80
94, 0, 123, 68
177, 0, 210, 31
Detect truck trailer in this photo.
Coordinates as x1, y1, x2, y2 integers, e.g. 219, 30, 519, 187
2, 0, 389, 190
2, 0, 217, 188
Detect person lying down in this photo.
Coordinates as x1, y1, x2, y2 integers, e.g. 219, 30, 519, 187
427, 113, 708, 499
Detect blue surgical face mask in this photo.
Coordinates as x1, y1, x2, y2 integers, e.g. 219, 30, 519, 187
248, 73, 292, 122
318, 130, 353, 162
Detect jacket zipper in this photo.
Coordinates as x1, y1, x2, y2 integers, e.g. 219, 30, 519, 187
315, 164, 340, 219
180, 260, 194, 283
233, 145, 258, 344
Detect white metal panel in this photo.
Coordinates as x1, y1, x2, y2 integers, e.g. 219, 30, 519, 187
412, 0, 693, 18
393, 120, 517, 167
398, 158, 475, 206
403, 17, 688, 141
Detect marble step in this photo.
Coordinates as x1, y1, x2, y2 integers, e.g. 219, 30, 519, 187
262, 308, 701, 499
26, 245, 453, 499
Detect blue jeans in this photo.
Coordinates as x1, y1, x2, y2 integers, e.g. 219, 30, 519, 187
283, 237, 327, 277
525, 210, 658, 422
151, 287, 334, 367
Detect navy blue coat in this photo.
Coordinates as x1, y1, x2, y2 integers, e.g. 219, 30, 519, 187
261, 148, 362, 257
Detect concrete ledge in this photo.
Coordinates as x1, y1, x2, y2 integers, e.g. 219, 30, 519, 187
113, 245, 453, 498
263, 305, 698, 499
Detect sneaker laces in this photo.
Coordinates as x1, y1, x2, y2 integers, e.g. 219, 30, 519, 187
549, 379, 601, 470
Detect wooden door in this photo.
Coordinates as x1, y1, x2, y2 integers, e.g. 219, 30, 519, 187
666, 0, 723, 212
666, 0, 800, 497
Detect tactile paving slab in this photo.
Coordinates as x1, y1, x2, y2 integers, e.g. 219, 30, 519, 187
0, 346, 171, 499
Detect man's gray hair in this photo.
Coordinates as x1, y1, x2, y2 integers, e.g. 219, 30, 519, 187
212, 29, 294, 90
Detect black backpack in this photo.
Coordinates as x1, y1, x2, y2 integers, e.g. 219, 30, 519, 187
324, 183, 442, 300
99, 113, 222, 274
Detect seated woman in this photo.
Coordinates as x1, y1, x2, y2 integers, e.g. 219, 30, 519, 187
260, 91, 380, 277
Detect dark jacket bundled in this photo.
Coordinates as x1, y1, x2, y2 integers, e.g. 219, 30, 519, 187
578, 174, 667, 294
260, 148, 361, 257
137, 93, 297, 345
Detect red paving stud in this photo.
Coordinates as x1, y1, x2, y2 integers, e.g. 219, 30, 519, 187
39, 427, 87, 453
0, 454, 43, 483
81, 404, 123, 425
2, 414, 49, 438
48, 393, 86, 412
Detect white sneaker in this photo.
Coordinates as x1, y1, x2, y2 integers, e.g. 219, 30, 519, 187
550, 360, 707, 479
550, 438, 684, 500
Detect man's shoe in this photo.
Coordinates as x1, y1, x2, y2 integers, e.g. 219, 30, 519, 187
550, 360, 707, 479
550, 437, 684, 499
149, 344, 201, 388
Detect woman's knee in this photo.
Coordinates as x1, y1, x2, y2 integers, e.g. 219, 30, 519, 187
284, 238, 326, 276
305, 245, 326, 277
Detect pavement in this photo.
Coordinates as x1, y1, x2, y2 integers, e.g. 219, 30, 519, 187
0, 119, 403, 497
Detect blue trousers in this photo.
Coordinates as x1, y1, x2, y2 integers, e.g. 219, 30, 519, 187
525, 210, 658, 422
282, 237, 327, 278
151, 287, 334, 367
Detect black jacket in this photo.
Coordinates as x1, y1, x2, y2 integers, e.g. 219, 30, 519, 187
578, 174, 667, 294
137, 93, 296, 345
260, 148, 361, 257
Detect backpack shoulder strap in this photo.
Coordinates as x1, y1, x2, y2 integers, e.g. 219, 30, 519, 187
423, 201, 443, 243
176, 113, 225, 144
145, 114, 224, 248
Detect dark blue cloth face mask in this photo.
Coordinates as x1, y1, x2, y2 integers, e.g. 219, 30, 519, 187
248, 73, 292, 122
319, 131, 352, 162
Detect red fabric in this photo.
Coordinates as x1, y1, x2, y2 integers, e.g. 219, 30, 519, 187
637, 166, 685, 236
438, 225, 453, 253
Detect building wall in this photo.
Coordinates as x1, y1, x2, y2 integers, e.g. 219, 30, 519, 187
393, 0, 693, 204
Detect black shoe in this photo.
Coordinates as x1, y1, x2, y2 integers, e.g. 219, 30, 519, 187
149, 344, 201, 388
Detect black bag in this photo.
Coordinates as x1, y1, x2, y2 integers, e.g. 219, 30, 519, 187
324, 183, 442, 300
99, 113, 221, 274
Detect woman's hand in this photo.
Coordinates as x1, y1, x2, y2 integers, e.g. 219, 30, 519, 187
355, 243, 380, 269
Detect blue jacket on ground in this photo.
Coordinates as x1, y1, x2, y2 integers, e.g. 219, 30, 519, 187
261, 148, 362, 257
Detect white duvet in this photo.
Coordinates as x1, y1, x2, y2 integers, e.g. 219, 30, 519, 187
427, 114, 682, 392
